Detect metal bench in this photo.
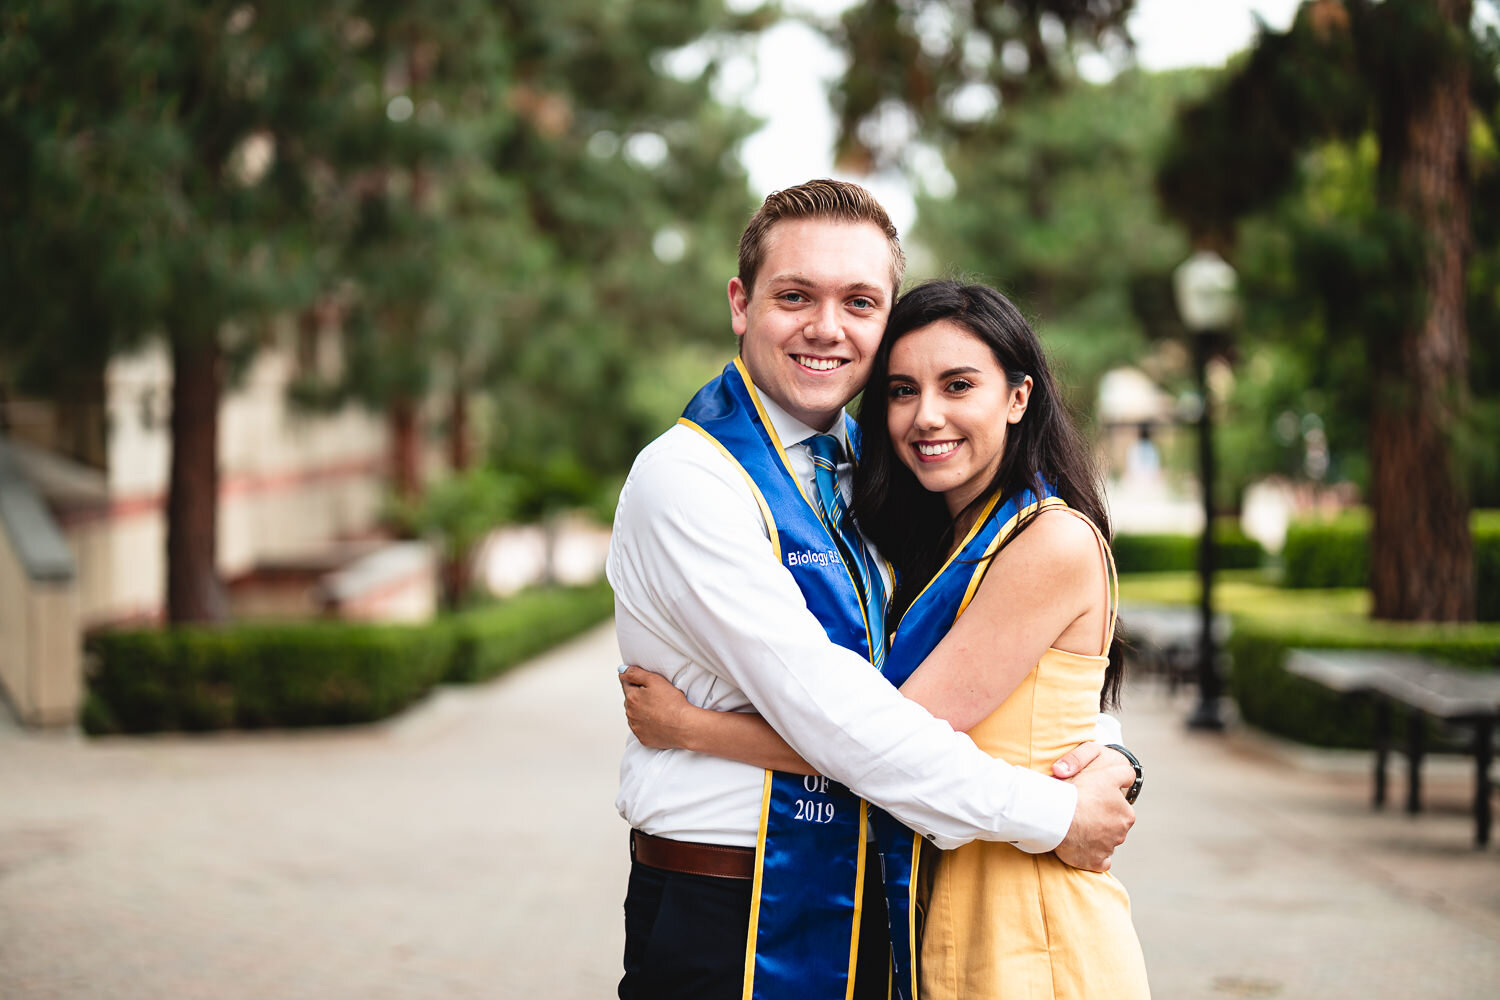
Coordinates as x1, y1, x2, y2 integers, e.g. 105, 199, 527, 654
1285, 648, 1500, 847
1118, 603, 1231, 694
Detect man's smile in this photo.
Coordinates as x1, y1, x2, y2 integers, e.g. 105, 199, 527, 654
793, 354, 849, 373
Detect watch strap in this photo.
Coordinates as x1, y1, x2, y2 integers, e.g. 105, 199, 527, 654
1105, 743, 1143, 804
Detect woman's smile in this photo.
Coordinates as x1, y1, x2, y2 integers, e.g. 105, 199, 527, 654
914, 439, 963, 461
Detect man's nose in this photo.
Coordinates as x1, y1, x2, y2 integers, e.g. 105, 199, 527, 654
804, 302, 844, 341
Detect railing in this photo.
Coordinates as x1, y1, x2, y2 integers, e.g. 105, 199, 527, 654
0, 437, 81, 726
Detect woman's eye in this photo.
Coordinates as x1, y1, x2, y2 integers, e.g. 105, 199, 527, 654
947, 379, 973, 392
888, 384, 915, 398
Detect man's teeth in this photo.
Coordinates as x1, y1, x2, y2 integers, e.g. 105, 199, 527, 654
796, 356, 844, 371
917, 441, 960, 456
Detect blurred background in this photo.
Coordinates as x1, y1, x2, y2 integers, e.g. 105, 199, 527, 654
2, 2, 1499, 997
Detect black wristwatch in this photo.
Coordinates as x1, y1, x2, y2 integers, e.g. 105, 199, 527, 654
1105, 744, 1143, 804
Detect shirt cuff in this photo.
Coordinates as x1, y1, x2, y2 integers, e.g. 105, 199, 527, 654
1001, 768, 1078, 855
1092, 712, 1123, 746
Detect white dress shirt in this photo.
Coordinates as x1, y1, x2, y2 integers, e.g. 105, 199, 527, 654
610, 383, 1120, 853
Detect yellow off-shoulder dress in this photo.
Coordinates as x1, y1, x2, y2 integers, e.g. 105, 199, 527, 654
917, 511, 1150, 1000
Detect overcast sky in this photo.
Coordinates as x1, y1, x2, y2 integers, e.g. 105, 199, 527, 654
719, 0, 1304, 230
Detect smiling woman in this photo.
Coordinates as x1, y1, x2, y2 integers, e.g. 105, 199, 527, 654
885, 320, 1034, 520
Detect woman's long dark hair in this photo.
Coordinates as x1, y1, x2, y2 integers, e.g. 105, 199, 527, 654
852, 280, 1123, 709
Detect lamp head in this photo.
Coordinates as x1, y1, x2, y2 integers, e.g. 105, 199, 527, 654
1173, 250, 1238, 332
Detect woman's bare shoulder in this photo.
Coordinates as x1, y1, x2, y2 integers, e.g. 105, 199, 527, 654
1002, 505, 1103, 571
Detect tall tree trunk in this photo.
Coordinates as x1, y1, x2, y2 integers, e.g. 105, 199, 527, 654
448, 385, 471, 472
390, 396, 421, 502
1368, 0, 1474, 621
166, 333, 227, 624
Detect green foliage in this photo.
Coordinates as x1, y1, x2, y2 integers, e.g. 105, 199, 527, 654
1112, 521, 1264, 575
913, 69, 1206, 411
446, 581, 614, 683
1227, 615, 1500, 749
388, 465, 521, 565
1282, 510, 1371, 589
1282, 510, 1500, 620
825, 0, 1136, 170
84, 622, 454, 734
1154, 1, 1499, 620
83, 582, 615, 734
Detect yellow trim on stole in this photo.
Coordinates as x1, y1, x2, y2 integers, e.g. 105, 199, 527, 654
843, 801, 870, 1000
742, 770, 774, 1000
907, 833, 923, 1000
678, 418, 782, 562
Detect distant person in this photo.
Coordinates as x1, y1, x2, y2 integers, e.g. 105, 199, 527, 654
1127, 421, 1162, 485
608, 179, 1141, 1000
625, 280, 1150, 998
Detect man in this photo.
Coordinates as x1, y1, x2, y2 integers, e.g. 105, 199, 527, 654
608, 179, 1138, 1000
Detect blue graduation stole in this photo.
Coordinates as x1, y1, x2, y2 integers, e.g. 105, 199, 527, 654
679, 358, 901, 1000
869, 486, 1063, 1000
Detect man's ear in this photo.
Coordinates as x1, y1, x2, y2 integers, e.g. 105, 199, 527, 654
1007, 375, 1034, 425
728, 277, 750, 338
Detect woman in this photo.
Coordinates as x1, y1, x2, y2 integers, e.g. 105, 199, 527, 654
622, 280, 1149, 999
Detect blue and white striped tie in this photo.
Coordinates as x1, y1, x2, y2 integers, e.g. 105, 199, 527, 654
804, 434, 887, 668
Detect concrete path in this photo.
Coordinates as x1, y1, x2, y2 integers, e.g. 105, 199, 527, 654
2, 622, 1497, 999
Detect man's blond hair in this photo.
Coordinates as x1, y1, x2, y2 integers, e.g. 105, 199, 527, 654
737, 179, 906, 295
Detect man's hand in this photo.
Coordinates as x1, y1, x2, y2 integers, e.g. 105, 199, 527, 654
1051, 740, 1129, 779
619, 665, 698, 751
1052, 752, 1137, 872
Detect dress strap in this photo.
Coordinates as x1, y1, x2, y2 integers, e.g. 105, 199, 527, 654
1045, 505, 1118, 657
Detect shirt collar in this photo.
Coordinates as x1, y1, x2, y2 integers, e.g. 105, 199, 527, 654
750, 377, 850, 453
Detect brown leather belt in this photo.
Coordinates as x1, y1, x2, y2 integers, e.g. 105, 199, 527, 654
630, 829, 756, 880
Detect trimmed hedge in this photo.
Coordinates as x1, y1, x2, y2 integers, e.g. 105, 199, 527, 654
446, 582, 616, 683
1281, 511, 1370, 589
1282, 510, 1500, 621
83, 582, 615, 735
1227, 613, 1500, 748
1113, 521, 1264, 575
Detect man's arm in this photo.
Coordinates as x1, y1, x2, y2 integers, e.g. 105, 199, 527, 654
609, 438, 1131, 855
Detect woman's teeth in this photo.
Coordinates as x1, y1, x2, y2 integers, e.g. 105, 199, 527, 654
917, 441, 959, 456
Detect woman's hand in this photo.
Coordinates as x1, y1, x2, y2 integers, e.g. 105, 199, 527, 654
619, 665, 699, 751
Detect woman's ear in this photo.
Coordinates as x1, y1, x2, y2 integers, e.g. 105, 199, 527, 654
1007, 375, 1034, 425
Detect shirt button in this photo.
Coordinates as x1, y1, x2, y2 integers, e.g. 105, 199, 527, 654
925, 833, 935, 841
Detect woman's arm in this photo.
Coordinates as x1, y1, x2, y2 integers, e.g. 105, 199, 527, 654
620, 665, 816, 775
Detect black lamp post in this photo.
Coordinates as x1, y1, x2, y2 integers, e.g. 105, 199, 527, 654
1173, 250, 1237, 732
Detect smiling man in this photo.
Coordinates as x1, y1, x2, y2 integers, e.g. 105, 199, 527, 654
607, 179, 1139, 1000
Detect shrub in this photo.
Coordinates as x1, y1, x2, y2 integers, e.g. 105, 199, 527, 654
1282, 510, 1500, 621
1113, 520, 1264, 574
85, 623, 454, 734
445, 582, 616, 683
1281, 510, 1369, 589
83, 582, 616, 734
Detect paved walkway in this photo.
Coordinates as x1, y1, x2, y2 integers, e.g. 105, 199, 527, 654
2, 622, 1497, 999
